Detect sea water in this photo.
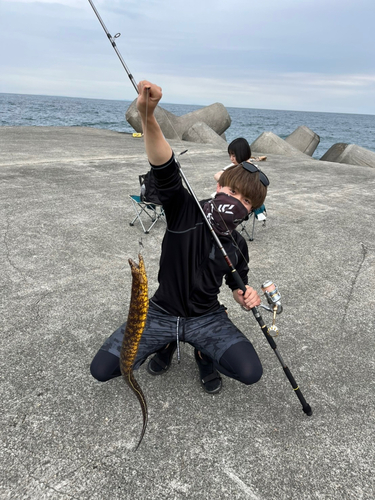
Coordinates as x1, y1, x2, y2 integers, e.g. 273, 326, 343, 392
1, 93, 374, 159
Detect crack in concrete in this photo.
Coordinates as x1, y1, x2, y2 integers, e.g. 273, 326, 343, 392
33, 292, 51, 321
28, 474, 81, 500
3, 210, 27, 283
3, 445, 81, 500
341, 242, 368, 325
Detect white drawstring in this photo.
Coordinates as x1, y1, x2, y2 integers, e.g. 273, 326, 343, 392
176, 317, 180, 363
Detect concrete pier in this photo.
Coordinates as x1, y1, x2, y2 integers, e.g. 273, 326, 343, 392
1, 126, 375, 500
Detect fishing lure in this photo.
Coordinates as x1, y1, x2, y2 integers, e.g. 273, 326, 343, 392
120, 254, 149, 450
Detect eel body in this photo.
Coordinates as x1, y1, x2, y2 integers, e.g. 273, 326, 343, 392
120, 254, 149, 450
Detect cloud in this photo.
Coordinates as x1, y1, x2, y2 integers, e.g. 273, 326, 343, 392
146, 71, 375, 114
2, 0, 81, 5
1, 0, 374, 114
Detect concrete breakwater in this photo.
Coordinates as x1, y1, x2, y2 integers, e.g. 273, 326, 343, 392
250, 127, 375, 169
126, 101, 375, 169
126, 99, 230, 144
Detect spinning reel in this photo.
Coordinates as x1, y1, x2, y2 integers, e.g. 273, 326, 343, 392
260, 281, 283, 336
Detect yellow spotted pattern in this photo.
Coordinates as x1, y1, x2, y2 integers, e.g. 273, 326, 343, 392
120, 254, 149, 450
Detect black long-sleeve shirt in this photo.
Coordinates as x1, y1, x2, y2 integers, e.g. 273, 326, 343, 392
150, 154, 249, 317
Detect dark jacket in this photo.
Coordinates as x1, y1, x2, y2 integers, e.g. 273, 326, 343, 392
150, 154, 249, 317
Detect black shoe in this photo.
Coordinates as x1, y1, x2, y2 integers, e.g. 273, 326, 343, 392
147, 342, 177, 375
194, 349, 222, 394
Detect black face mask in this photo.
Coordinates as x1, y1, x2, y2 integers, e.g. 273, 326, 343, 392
203, 192, 249, 236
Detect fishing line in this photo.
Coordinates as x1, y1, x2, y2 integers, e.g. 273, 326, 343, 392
87, 0, 312, 416
144, 88, 150, 140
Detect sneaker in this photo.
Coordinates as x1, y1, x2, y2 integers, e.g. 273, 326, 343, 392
194, 349, 222, 394
147, 342, 177, 375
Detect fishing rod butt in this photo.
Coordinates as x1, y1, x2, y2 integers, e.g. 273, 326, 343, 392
282, 365, 312, 416
295, 385, 313, 416
303, 404, 313, 417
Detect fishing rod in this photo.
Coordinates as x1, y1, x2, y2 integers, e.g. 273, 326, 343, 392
177, 161, 312, 416
87, 0, 312, 417
87, 0, 138, 94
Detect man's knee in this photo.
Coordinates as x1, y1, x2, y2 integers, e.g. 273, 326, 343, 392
218, 341, 263, 385
90, 350, 121, 382
239, 363, 263, 385
90, 359, 110, 382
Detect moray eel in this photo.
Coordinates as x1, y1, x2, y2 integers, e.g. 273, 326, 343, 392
120, 254, 149, 451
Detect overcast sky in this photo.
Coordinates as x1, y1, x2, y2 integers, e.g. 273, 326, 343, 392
1, 0, 374, 114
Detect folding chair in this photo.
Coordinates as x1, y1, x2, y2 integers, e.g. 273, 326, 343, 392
128, 173, 165, 234
239, 204, 267, 241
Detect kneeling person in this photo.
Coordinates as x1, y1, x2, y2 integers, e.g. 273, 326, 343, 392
90, 80, 268, 394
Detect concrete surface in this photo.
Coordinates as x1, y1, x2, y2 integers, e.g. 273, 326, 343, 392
1, 126, 375, 500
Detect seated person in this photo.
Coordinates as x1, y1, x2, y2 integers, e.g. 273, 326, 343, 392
214, 137, 251, 182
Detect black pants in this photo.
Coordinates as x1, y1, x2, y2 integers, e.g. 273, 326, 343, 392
90, 303, 262, 385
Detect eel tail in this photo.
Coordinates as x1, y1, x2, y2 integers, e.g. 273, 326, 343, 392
126, 371, 148, 451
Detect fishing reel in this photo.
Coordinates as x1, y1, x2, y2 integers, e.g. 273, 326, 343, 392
261, 280, 283, 314
260, 281, 283, 336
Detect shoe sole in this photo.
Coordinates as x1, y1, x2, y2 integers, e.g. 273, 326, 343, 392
147, 362, 172, 376
200, 379, 222, 394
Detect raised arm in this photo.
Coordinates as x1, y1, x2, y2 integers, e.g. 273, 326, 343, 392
136, 80, 172, 166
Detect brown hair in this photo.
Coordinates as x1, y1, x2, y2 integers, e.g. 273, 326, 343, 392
219, 165, 267, 209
